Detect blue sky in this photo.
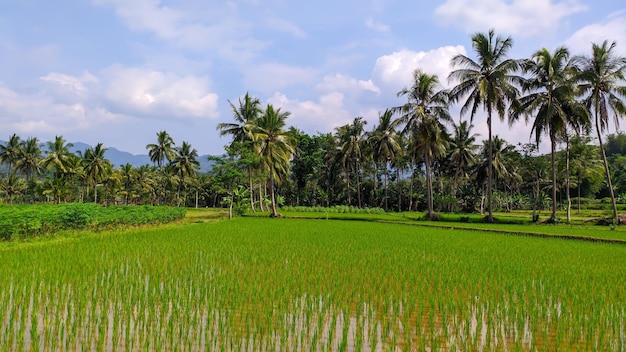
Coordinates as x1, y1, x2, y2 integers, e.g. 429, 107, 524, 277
1, 0, 625, 155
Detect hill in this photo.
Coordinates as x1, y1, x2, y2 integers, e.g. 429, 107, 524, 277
0, 140, 213, 172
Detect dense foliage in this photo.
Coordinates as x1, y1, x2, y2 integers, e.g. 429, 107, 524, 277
1, 32, 625, 224
0, 204, 185, 240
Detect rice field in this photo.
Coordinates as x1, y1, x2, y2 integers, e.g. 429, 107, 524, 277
0, 216, 625, 351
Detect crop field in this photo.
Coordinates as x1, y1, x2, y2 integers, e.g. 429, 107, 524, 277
0, 215, 625, 351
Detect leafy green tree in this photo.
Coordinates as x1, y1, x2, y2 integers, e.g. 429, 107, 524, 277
0, 174, 26, 204
448, 120, 479, 195
42, 136, 74, 178
171, 141, 200, 206
217, 92, 263, 211
515, 46, 589, 222
254, 104, 295, 217
395, 69, 451, 218
448, 29, 521, 222
0, 134, 22, 176
146, 130, 176, 170
368, 109, 402, 210
81, 143, 111, 204
336, 117, 367, 207
576, 40, 626, 223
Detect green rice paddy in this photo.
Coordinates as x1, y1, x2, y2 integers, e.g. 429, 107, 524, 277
0, 214, 624, 351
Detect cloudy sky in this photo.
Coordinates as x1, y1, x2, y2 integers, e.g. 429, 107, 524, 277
1, 0, 625, 156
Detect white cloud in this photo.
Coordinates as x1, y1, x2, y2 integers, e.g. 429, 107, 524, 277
93, 0, 267, 63
101, 66, 219, 120
243, 63, 317, 94
565, 12, 626, 56
372, 46, 466, 92
316, 74, 380, 95
268, 91, 354, 134
366, 18, 390, 33
435, 0, 586, 36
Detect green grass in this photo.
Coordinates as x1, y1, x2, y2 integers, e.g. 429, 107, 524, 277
0, 216, 624, 350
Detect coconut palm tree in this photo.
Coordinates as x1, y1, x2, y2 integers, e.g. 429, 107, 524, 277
395, 68, 451, 218
81, 143, 111, 204
576, 40, 626, 223
15, 137, 42, 181
217, 92, 263, 211
146, 130, 176, 170
448, 120, 479, 194
368, 109, 402, 210
42, 136, 74, 179
514, 46, 589, 222
171, 141, 200, 206
254, 104, 295, 217
337, 117, 367, 207
0, 134, 22, 175
448, 29, 521, 222
411, 115, 449, 218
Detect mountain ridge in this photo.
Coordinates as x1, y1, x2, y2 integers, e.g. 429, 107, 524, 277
0, 140, 214, 172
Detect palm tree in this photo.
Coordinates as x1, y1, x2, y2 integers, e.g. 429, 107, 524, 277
254, 104, 295, 217
41, 136, 74, 178
171, 141, 200, 206
395, 68, 451, 218
0, 134, 22, 175
15, 137, 42, 181
337, 117, 367, 207
368, 109, 402, 210
1, 174, 26, 204
412, 115, 449, 218
477, 136, 517, 213
514, 46, 589, 222
146, 130, 176, 170
449, 120, 479, 194
448, 29, 521, 222
81, 143, 111, 204
217, 92, 263, 211
576, 40, 626, 223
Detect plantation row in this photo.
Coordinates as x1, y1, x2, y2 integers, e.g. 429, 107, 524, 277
0, 204, 185, 241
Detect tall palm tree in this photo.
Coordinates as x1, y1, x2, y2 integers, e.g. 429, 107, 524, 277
448, 29, 521, 222
337, 117, 367, 207
0, 134, 22, 175
448, 120, 479, 194
171, 141, 200, 206
15, 137, 42, 181
41, 136, 74, 178
395, 68, 451, 218
81, 143, 111, 204
576, 40, 626, 223
368, 109, 402, 210
254, 104, 295, 217
146, 130, 176, 170
412, 115, 449, 218
514, 46, 589, 222
217, 92, 263, 211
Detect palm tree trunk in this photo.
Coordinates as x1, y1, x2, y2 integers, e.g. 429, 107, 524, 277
94, 184, 98, 204
397, 167, 402, 212
596, 114, 619, 223
346, 166, 351, 206
270, 173, 278, 217
487, 113, 494, 222
355, 159, 361, 208
550, 134, 557, 222
425, 153, 433, 219
409, 166, 414, 211
248, 166, 256, 212
566, 136, 571, 224
384, 163, 389, 211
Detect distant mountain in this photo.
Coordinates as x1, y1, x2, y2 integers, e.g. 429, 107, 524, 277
0, 140, 213, 172
69, 142, 214, 172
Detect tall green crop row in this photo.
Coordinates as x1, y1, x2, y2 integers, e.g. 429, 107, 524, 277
0, 204, 185, 240
0, 218, 624, 350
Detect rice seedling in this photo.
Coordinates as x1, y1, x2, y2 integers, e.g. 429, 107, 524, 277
0, 217, 624, 350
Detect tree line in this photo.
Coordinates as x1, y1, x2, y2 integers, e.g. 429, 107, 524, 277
1, 30, 626, 223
